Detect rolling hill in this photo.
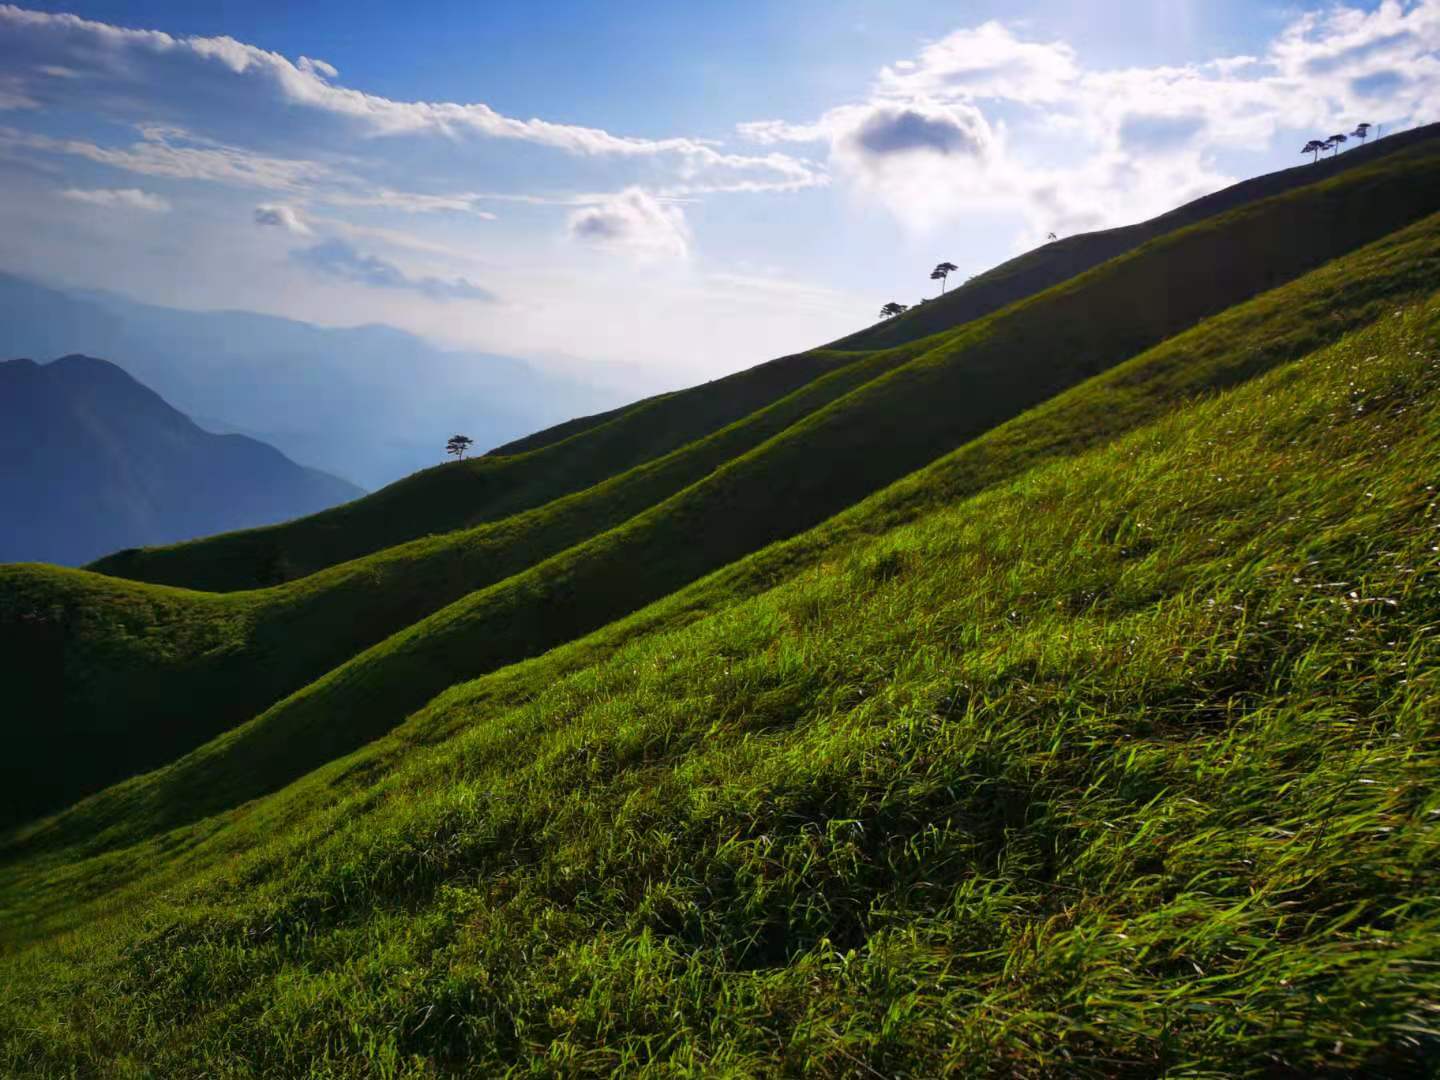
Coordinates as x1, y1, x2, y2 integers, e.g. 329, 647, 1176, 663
0, 354, 361, 566
6, 137, 1440, 832
2, 133, 1439, 1075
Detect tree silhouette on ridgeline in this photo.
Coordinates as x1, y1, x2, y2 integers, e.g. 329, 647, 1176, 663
446, 434, 474, 461
1352, 122, 1372, 144
879, 302, 908, 320
929, 261, 959, 295
1327, 132, 1348, 156
1302, 139, 1325, 163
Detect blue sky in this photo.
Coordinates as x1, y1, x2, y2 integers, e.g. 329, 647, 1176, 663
1, 1, 1436, 389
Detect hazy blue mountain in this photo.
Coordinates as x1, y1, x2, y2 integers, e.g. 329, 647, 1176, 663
0, 355, 363, 566
0, 272, 629, 489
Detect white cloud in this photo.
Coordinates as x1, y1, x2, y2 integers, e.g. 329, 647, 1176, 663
0, 123, 510, 221
0, 4, 823, 196
567, 188, 690, 260
876, 20, 1080, 105
1, 123, 331, 191
253, 202, 311, 234
736, 2, 1440, 237
61, 186, 170, 211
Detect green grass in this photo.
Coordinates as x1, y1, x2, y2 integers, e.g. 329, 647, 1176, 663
9, 152, 1440, 833
3, 294, 1436, 1076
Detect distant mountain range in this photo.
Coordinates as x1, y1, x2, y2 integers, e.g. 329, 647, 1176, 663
0, 354, 362, 566
0, 272, 630, 489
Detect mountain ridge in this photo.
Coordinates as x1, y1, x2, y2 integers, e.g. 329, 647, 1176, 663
0, 353, 362, 567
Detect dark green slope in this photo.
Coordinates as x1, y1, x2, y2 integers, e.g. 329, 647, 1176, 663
91, 127, 1440, 594
3, 291, 1437, 1075
15, 176, 1440, 859
835, 121, 1440, 352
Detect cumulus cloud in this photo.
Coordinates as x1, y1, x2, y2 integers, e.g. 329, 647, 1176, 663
849, 104, 988, 157
292, 239, 496, 301
253, 202, 311, 234
61, 186, 170, 211
567, 188, 690, 259
737, 1, 1440, 237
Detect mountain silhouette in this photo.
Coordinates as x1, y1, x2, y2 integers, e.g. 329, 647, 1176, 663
0, 354, 362, 566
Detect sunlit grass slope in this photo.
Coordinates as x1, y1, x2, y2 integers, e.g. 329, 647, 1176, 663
835, 120, 1440, 352
13, 205, 1439, 865
91, 127, 1440, 594
10, 151, 1440, 830
3, 296, 1436, 1076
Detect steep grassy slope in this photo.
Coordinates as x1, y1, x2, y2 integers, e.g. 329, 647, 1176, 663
92, 127, 1440, 593
0, 343, 925, 824
11, 153, 1440, 832
835, 121, 1440, 352
3, 298, 1436, 1075
13, 204, 1439, 861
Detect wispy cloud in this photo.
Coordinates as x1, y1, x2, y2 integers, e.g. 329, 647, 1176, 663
61, 186, 170, 211
291, 238, 497, 301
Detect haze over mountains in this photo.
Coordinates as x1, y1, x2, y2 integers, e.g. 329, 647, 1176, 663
0, 272, 632, 490
0, 354, 362, 566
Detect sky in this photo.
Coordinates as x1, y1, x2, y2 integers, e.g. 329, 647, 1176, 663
1, 1, 1437, 390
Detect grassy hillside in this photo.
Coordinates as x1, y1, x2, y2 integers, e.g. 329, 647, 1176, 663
92, 127, 1440, 594
10, 149, 1440, 832
89, 346, 890, 591
835, 121, 1440, 352
0, 343, 927, 825
13, 201, 1439, 863
3, 294, 1436, 1075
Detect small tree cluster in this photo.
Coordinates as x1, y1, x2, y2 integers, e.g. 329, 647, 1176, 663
1302, 123, 1372, 163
